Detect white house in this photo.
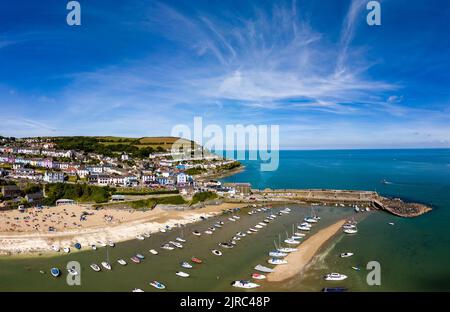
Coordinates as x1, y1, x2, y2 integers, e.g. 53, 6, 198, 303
176, 173, 188, 185
44, 171, 65, 183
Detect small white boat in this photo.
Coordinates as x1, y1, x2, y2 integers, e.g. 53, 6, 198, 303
181, 262, 193, 269
169, 241, 183, 248
246, 230, 253, 235
176, 271, 190, 278
251, 273, 266, 280
149, 281, 166, 290
354, 206, 360, 212
249, 228, 258, 232
192, 231, 201, 236
269, 251, 288, 258
300, 222, 312, 228
258, 222, 267, 227
343, 228, 358, 234
101, 261, 112, 270
232, 236, 241, 241
160, 228, 166, 233
91, 245, 97, 251
161, 244, 175, 250
176, 237, 186, 242
294, 232, 306, 237
291, 235, 304, 240
117, 259, 127, 266
268, 258, 288, 265
388, 222, 395, 226
214, 223, 222, 228
136, 235, 145, 241
278, 247, 297, 253
144, 233, 151, 238
149, 249, 158, 255
204, 230, 213, 235
132, 288, 144, 292
255, 225, 263, 229
63, 247, 70, 253
343, 223, 357, 229
236, 232, 246, 237
304, 217, 317, 223
232, 280, 260, 289
254, 264, 274, 273
234, 216, 241, 220
340, 252, 354, 258
297, 226, 311, 231
284, 238, 300, 245
90, 264, 101, 272
97, 241, 107, 247
67, 268, 78, 276
212, 249, 222, 256
108, 241, 115, 247
324, 273, 348, 281
228, 217, 236, 222
51, 245, 60, 252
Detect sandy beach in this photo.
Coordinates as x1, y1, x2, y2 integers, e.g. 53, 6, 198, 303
267, 219, 346, 282
0, 202, 246, 255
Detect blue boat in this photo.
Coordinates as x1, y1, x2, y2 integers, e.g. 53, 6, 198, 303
136, 253, 145, 260
50, 268, 61, 277
74, 243, 81, 250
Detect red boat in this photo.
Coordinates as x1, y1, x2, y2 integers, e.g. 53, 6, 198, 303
191, 257, 202, 264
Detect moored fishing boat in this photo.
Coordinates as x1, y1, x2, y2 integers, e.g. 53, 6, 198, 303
192, 231, 201, 236
251, 273, 266, 280
50, 268, 61, 277
231, 280, 260, 289
149, 281, 166, 290
176, 237, 186, 242
176, 271, 190, 278
219, 242, 234, 249
343, 228, 358, 234
324, 273, 348, 281
255, 225, 263, 229
101, 261, 112, 270
161, 244, 174, 250
149, 249, 158, 255
211, 249, 222, 256
169, 241, 183, 248
117, 259, 127, 266
304, 217, 317, 223
191, 257, 202, 264
284, 238, 300, 245
249, 228, 258, 232
204, 230, 213, 235
297, 225, 311, 231
90, 264, 101, 272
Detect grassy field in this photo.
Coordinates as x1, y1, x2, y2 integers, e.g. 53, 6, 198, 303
97, 136, 198, 150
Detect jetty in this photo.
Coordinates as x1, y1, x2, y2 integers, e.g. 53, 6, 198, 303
228, 189, 432, 218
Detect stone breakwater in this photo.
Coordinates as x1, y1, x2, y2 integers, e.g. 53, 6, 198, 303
244, 189, 432, 217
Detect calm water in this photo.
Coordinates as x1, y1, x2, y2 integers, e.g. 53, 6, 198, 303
223, 149, 450, 291
1, 149, 449, 291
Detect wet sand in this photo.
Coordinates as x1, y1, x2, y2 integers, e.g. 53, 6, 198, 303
267, 219, 346, 282
0, 202, 246, 255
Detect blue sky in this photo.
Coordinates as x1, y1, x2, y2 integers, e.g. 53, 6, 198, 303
0, 0, 449, 149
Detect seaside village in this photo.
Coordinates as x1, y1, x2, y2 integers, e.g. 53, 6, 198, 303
0, 136, 248, 211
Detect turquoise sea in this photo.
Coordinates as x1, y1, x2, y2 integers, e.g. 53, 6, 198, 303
222, 149, 450, 291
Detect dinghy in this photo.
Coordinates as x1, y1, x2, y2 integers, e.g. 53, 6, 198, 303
161, 244, 175, 250
255, 225, 263, 229
176, 237, 186, 242
149, 281, 166, 290
269, 251, 288, 258
232, 280, 260, 289
149, 249, 158, 255
63, 247, 70, 253
143, 233, 151, 238
117, 259, 127, 266
181, 262, 193, 269
108, 241, 115, 247
254, 265, 274, 273
50, 268, 61, 277
191, 257, 202, 264
252, 273, 266, 280
101, 261, 112, 270
74, 243, 81, 250
51, 245, 60, 252
219, 242, 234, 249
324, 273, 348, 281
249, 228, 258, 232
212, 249, 222, 256
132, 288, 144, 292
268, 258, 288, 265
204, 230, 213, 235
131, 256, 141, 264
176, 271, 190, 278
136, 235, 145, 241
340, 252, 354, 258
136, 253, 145, 260
90, 264, 101, 272
352, 266, 361, 271
91, 244, 97, 251
192, 231, 201, 236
